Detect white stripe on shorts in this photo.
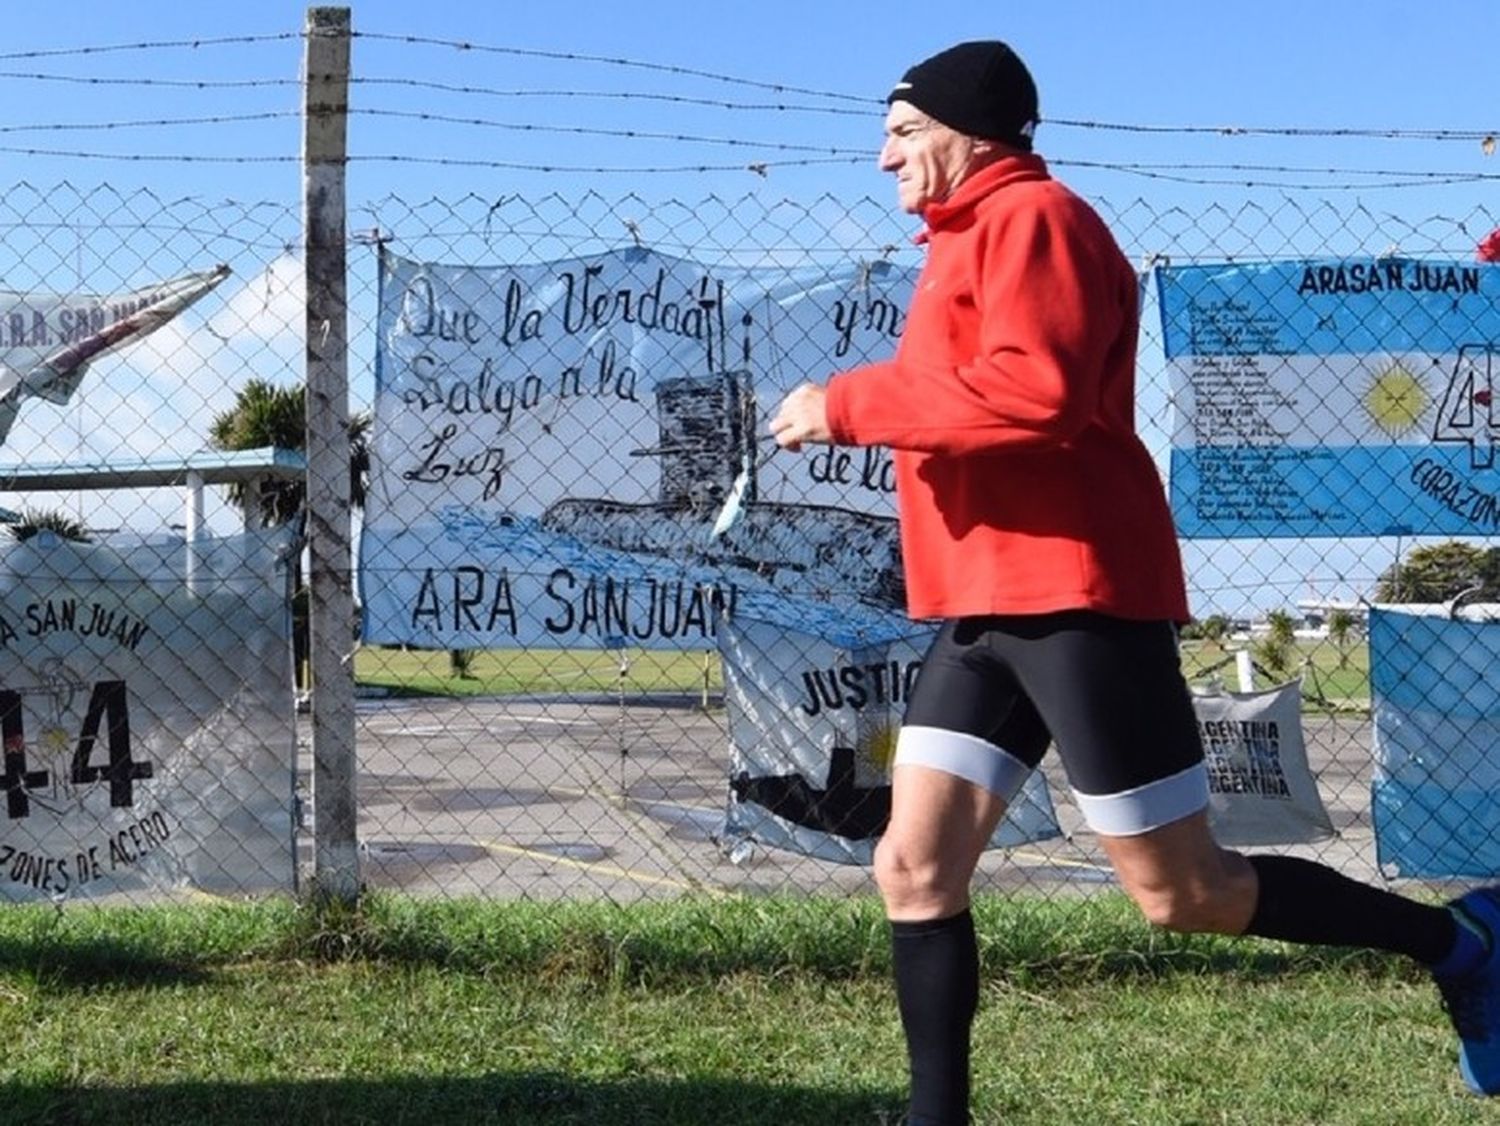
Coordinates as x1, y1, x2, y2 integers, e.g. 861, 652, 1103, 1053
1071, 763, 1209, 837
893, 724, 1033, 802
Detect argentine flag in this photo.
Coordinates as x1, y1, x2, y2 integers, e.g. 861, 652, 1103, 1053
1158, 258, 1500, 539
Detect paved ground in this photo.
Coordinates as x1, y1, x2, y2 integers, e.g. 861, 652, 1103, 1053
291, 692, 1403, 903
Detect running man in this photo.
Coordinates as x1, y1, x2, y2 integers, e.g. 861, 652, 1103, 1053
768, 38, 1500, 1125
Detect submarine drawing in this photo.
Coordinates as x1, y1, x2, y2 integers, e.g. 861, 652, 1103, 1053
538, 317, 905, 609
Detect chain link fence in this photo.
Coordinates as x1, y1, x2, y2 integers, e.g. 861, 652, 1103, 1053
0, 182, 1496, 905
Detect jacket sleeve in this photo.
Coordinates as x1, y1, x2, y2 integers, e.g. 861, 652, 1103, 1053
825, 194, 1129, 455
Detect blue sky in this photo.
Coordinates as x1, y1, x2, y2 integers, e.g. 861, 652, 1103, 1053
0, 1, 1494, 220
0, 2, 1495, 615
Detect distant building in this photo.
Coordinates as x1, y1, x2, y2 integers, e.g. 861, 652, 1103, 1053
1295, 599, 1368, 635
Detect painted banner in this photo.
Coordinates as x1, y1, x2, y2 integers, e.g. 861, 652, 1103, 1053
0, 265, 232, 444
1191, 680, 1334, 847
361, 247, 916, 650
1157, 258, 1500, 538
0, 527, 295, 900
718, 612, 1060, 865
1369, 604, 1500, 877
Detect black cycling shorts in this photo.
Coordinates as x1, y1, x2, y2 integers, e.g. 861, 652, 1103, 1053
896, 610, 1209, 836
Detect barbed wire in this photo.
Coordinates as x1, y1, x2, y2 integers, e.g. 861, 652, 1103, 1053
0, 30, 1489, 195
0, 33, 300, 62
1, 142, 1485, 190
0, 112, 295, 135
1056, 158, 1500, 189
351, 32, 873, 105
0, 146, 297, 163
353, 108, 864, 156
1049, 117, 1498, 143
354, 78, 874, 117
0, 30, 1489, 146
0, 145, 863, 175
0, 64, 1486, 151
0, 70, 296, 90
1055, 161, 1495, 190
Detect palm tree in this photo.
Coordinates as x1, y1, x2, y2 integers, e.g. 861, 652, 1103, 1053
209, 378, 371, 688
1198, 613, 1230, 650
1253, 608, 1300, 681
5, 507, 92, 543
1326, 607, 1358, 670
1375, 541, 1496, 603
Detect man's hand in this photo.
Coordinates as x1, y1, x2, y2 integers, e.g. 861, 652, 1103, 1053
769, 382, 832, 452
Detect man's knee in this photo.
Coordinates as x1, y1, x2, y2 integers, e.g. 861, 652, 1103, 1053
874, 834, 967, 917
1125, 856, 1257, 934
1130, 882, 1223, 932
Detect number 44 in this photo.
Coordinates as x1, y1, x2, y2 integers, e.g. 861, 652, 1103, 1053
0, 681, 153, 820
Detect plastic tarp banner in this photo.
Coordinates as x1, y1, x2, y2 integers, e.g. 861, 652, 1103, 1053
1157, 258, 1500, 538
0, 265, 231, 445
717, 611, 1060, 866
1192, 680, 1335, 847
362, 246, 917, 650
1370, 604, 1500, 877
0, 527, 295, 900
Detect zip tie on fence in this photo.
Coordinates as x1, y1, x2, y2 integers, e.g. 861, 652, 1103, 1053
483, 196, 508, 242
1446, 584, 1487, 620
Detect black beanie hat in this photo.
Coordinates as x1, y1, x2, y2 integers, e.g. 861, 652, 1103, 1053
887, 40, 1039, 151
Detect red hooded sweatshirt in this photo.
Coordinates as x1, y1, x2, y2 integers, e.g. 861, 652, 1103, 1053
824, 154, 1189, 622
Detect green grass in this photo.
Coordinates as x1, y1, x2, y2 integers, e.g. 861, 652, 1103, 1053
362, 639, 1375, 709
355, 646, 722, 699
1181, 637, 1373, 709
2, 893, 1497, 1125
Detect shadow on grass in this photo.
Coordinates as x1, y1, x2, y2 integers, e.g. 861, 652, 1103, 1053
4, 1071, 903, 1126
0, 934, 212, 989
0, 894, 1418, 994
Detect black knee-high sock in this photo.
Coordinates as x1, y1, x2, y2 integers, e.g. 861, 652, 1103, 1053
890, 910, 977, 1126
1244, 854, 1460, 964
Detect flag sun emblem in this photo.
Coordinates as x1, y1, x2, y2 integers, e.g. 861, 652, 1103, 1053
1361, 361, 1431, 438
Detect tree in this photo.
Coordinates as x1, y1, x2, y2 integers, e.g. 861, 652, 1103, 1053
1374, 541, 1500, 603
209, 378, 372, 689
1326, 607, 1358, 670
1197, 613, 1230, 647
1253, 608, 1300, 680
5, 507, 91, 543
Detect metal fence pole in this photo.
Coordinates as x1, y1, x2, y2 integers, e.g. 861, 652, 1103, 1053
303, 5, 358, 902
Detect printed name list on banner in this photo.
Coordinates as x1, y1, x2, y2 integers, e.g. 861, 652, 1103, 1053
1157, 258, 1500, 538
361, 246, 917, 650
0, 527, 296, 900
